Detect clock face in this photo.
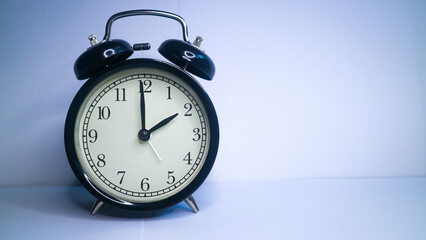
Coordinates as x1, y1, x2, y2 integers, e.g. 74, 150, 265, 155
65, 59, 219, 210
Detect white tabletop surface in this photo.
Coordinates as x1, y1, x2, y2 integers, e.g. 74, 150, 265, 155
1, 178, 425, 240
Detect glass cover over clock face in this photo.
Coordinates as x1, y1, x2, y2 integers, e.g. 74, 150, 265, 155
73, 64, 211, 204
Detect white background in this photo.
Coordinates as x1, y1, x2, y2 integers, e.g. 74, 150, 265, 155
0, 0, 425, 187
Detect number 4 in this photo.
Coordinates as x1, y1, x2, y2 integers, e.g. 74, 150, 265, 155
183, 152, 192, 165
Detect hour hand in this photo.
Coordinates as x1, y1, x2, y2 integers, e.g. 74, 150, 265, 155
149, 113, 178, 133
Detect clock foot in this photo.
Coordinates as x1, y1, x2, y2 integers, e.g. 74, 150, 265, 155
184, 195, 199, 213
90, 199, 104, 215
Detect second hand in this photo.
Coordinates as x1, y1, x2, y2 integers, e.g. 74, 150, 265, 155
147, 139, 162, 162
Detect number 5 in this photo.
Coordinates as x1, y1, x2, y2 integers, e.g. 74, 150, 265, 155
167, 171, 175, 184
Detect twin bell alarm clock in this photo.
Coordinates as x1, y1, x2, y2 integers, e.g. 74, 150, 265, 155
64, 10, 219, 215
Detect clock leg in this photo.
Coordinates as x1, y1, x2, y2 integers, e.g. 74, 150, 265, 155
90, 199, 104, 215
184, 195, 199, 213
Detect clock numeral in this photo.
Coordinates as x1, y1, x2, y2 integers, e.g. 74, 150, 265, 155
184, 103, 193, 116
139, 80, 152, 93
166, 86, 172, 100
140, 178, 150, 191
115, 88, 126, 101
167, 171, 175, 184
88, 129, 98, 143
193, 128, 201, 141
183, 152, 192, 165
97, 154, 106, 167
117, 171, 125, 184
97, 106, 110, 120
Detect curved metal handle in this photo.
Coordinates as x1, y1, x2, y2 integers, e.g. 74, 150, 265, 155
102, 9, 190, 42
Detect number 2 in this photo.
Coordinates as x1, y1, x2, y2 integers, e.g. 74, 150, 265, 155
184, 103, 192, 116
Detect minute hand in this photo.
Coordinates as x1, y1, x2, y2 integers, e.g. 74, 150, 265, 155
149, 113, 179, 133
139, 80, 146, 130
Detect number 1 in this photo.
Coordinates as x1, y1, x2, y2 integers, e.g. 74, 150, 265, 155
167, 86, 172, 100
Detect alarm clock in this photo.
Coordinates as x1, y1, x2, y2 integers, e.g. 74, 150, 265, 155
64, 10, 219, 215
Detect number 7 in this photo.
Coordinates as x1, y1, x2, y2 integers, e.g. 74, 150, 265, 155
117, 171, 126, 184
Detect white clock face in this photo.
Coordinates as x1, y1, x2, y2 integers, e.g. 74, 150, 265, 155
73, 66, 210, 204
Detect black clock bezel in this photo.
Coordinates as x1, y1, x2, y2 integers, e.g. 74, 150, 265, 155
64, 58, 219, 211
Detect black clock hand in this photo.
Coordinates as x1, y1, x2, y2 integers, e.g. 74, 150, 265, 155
149, 113, 179, 133
139, 80, 146, 130
138, 81, 151, 142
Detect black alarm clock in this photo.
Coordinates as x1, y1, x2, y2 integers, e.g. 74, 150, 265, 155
64, 10, 219, 215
